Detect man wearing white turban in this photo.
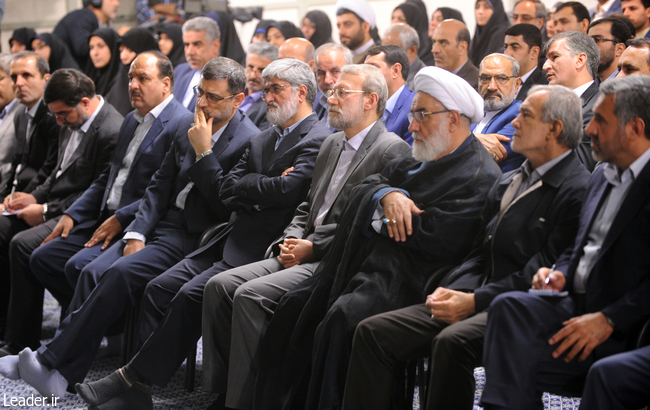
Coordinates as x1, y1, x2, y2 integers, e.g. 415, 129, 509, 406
335, 0, 378, 63
252, 65, 502, 410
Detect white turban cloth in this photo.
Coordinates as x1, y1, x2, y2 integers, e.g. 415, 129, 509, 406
335, 0, 377, 29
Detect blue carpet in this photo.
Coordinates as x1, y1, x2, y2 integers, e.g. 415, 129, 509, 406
0, 292, 582, 409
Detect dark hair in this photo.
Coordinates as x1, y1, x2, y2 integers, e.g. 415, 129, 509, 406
621, 0, 650, 9
589, 17, 631, 44
12, 51, 49, 76
456, 24, 472, 47
367, 45, 410, 81
138, 51, 175, 91
43, 68, 95, 106
556, 2, 591, 25
202, 57, 246, 95
505, 23, 543, 50
607, 13, 636, 40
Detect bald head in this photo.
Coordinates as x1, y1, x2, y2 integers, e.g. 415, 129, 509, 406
278, 38, 316, 67
431, 19, 471, 71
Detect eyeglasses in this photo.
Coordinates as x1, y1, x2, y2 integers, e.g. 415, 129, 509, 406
193, 85, 235, 104
511, 13, 537, 22
325, 88, 369, 99
590, 35, 618, 44
407, 110, 450, 123
261, 83, 292, 99
47, 108, 74, 122
478, 74, 516, 85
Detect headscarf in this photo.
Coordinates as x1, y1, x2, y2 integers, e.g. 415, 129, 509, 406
437, 7, 465, 23
268, 21, 304, 41
468, 0, 509, 66
86, 28, 122, 97
394, 2, 435, 66
304, 10, 334, 49
406, 0, 427, 16
9, 28, 36, 51
33, 33, 80, 72
205, 11, 247, 66
120, 27, 159, 56
156, 22, 186, 67
251, 20, 276, 43
414, 66, 484, 123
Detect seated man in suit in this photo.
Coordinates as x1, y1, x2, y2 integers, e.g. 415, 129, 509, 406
76, 58, 330, 409
343, 84, 590, 410
241, 42, 276, 131
0, 54, 257, 399
0, 68, 122, 357
312, 43, 352, 131
365, 45, 414, 144
253, 66, 502, 410
173, 17, 221, 112
431, 19, 479, 90
472, 53, 525, 172
589, 17, 630, 85
0, 54, 19, 180
382, 23, 427, 90
544, 31, 600, 171
29, 52, 184, 325
617, 38, 650, 76
197, 64, 411, 410
479, 75, 650, 410
504, 24, 548, 102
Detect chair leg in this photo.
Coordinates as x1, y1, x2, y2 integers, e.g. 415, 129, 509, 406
185, 343, 197, 392
417, 358, 428, 410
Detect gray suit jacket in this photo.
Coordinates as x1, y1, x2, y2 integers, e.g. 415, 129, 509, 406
456, 59, 480, 90
0, 100, 20, 179
406, 57, 427, 90
280, 120, 412, 259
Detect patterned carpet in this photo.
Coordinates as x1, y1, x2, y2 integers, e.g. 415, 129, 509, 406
0, 292, 582, 410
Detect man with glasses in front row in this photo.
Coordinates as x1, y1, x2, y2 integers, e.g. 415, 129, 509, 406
76, 57, 331, 410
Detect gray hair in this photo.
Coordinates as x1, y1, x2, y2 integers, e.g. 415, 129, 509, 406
341, 64, 388, 116
600, 76, 650, 139
514, 0, 548, 19
248, 42, 278, 61
544, 31, 599, 80
528, 84, 582, 148
183, 16, 221, 43
0, 54, 12, 74
262, 58, 318, 105
202, 57, 246, 94
479, 53, 521, 77
385, 23, 420, 50
314, 43, 353, 68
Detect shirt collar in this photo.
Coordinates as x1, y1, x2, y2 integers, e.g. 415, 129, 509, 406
345, 120, 376, 151
452, 59, 468, 75
3, 99, 17, 115
520, 66, 536, 84
79, 96, 105, 134
27, 98, 42, 119
351, 38, 376, 57
247, 90, 262, 102
134, 94, 174, 124
604, 146, 650, 186
573, 81, 594, 98
211, 120, 228, 144
276, 112, 315, 137
385, 84, 405, 115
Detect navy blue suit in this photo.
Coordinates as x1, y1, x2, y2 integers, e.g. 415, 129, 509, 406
481, 159, 650, 410
36, 109, 258, 386
31, 98, 189, 313
127, 113, 331, 388
172, 63, 198, 112
384, 86, 414, 145
471, 100, 524, 173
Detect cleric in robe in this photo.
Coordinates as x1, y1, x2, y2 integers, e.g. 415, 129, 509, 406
252, 66, 503, 410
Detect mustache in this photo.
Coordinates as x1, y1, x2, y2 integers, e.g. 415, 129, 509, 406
130, 90, 142, 98
267, 101, 279, 108
483, 91, 503, 99
328, 107, 341, 114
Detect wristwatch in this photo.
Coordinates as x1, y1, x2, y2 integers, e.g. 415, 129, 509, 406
42, 203, 48, 222
196, 149, 213, 162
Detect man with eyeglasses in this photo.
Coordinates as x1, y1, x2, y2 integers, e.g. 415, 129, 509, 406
253, 66, 501, 410
344, 83, 590, 410
76, 58, 329, 410
312, 43, 353, 133
241, 42, 277, 131
512, 0, 548, 31
588, 17, 631, 84
472, 53, 525, 172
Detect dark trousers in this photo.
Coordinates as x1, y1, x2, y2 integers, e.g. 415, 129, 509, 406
129, 249, 233, 387
579, 345, 650, 410
480, 291, 593, 410
2, 216, 60, 348
0, 215, 32, 333
37, 217, 198, 385
343, 304, 486, 410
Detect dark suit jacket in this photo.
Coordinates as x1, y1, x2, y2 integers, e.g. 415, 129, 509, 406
127, 109, 259, 237
384, 86, 414, 145
0, 100, 61, 197
557, 160, 650, 356
590, 0, 621, 18
516, 66, 549, 101
53, 7, 99, 69
456, 59, 480, 90
406, 57, 427, 90
444, 151, 590, 311
30, 101, 123, 219
172, 63, 198, 112
281, 120, 411, 260
245, 97, 271, 131
196, 113, 331, 267
65, 98, 190, 231
576, 82, 600, 172
471, 100, 525, 173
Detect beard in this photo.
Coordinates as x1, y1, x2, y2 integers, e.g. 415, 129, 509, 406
598, 47, 616, 74
328, 97, 364, 130
266, 91, 299, 126
412, 119, 451, 162
341, 28, 366, 50
66, 107, 89, 131
483, 88, 515, 112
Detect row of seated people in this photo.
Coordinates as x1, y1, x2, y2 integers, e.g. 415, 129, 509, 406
0, 10, 647, 410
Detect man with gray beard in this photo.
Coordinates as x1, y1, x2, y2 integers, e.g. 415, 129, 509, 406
472, 53, 526, 172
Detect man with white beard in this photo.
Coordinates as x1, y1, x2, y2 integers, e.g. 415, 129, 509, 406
472, 53, 526, 172
75, 58, 330, 410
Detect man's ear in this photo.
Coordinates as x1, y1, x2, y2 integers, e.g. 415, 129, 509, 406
297, 84, 309, 103
531, 45, 540, 60
365, 91, 379, 112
